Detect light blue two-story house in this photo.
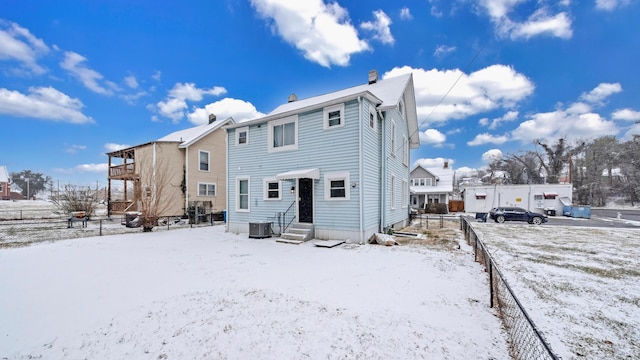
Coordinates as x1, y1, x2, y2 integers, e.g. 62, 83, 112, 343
225, 70, 419, 243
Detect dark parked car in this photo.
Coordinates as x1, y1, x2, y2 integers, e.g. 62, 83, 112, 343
489, 207, 548, 225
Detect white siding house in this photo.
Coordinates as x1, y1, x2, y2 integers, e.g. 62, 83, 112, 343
410, 163, 454, 211
225, 71, 419, 242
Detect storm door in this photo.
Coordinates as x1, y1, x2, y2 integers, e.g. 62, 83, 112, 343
298, 178, 313, 223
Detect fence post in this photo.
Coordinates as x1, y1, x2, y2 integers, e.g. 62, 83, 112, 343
99, 219, 102, 236
488, 259, 494, 308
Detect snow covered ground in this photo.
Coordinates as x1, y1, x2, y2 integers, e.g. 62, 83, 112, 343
0, 224, 510, 359
471, 222, 640, 359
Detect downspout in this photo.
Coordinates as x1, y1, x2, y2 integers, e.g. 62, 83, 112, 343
357, 96, 364, 244
225, 128, 229, 232
184, 145, 189, 215
378, 108, 386, 233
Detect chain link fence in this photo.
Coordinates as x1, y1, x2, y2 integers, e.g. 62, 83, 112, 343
0, 213, 222, 248
460, 216, 559, 360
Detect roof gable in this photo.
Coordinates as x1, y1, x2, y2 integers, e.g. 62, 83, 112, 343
0, 166, 9, 183
225, 73, 420, 148
157, 117, 234, 148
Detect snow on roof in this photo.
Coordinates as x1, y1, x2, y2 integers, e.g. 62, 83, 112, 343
269, 73, 412, 116
0, 166, 9, 183
156, 117, 234, 147
411, 165, 454, 194
225, 73, 419, 148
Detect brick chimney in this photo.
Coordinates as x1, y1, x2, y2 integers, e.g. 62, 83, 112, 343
368, 69, 378, 84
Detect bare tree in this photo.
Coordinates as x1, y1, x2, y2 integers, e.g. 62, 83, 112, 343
136, 158, 173, 232
535, 137, 586, 184
51, 184, 99, 218
618, 135, 640, 205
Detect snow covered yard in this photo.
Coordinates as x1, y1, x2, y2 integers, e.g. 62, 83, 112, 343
0, 225, 510, 359
471, 222, 640, 359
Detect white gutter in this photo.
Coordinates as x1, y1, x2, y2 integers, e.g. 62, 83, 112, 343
357, 96, 364, 244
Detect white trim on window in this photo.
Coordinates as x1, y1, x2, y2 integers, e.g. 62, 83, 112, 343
391, 120, 396, 157
236, 126, 249, 145
263, 178, 282, 201
324, 171, 350, 201
398, 99, 405, 119
197, 182, 216, 196
323, 103, 345, 130
391, 175, 396, 209
402, 179, 408, 208
268, 115, 298, 153
199, 150, 210, 172
236, 177, 250, 212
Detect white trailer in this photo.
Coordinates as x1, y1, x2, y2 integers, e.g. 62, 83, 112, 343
462, 184, 572, 215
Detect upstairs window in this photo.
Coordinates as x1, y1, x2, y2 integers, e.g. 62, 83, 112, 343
237, 177, 250, 211
403, 136, 408, 166
323, 104, 345, 130
391, 121, 396, 157
269, 116, 298, 152
236, 126, 248, 145
369, 111, 376, 130
199, 150, 210, 172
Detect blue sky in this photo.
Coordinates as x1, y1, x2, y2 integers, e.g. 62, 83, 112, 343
1, 0, 639, 188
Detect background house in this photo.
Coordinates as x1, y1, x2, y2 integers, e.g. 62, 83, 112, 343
0, 166, 11, 200
410, 162, 454, 212
225, 70, 419, 242
107, 116, 233, 219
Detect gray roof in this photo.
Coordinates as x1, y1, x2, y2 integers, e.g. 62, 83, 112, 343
226, 73, 420, 148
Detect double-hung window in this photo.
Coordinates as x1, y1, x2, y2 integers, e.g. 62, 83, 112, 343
323, 104, 345, 130
237, 177, 250, 211
199, 150, 210, 172
236, 126, 248, 145
324, 171, 350, 201
403, 136, 408, 166
402, 180, 408, 208
198, 182, 216, 196
391, 121, 396, 157
269, 116, 298, 152
390, 175, 396, 209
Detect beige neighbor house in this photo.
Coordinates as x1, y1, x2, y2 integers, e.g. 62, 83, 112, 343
107, 116, 234, 220
0, 166, 11, 200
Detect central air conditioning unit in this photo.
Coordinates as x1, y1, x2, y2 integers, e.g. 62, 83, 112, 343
249, 221, 272, 238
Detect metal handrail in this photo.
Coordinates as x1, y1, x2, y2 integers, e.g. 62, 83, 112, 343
281, 200, 296, 234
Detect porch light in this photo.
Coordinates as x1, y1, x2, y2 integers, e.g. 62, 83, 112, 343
290, 186, 295, 194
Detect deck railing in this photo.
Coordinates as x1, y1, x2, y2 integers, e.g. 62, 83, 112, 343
109, 163, 135, 178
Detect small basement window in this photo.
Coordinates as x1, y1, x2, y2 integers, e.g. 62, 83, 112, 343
475, 193, 487, 200
543, 192, 558, 199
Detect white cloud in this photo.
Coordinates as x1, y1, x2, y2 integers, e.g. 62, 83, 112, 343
60, 51, 119, 95
467, 133, 510, 146
413, 157, 454, 169
580, 82, 622, 104
419, 129, 447, 145
478, 1, 572, 40
0, 86, 93, 124
507, 10, 572, 40
250, 0, 370, 67
486, 110, 518, 129
433, 44, 456, 58
152, 71, 162, 81
612, 108, 640, 121
621, 124, 640, 141
383, 64, 534, 125
124, 76, 139, 89
76, 163, 109, 173
120, 91, 148, 105
511, 110, 618, 144
187, 98, 266, 125
153, 83, 227, 122
595, 0, 631, 11
482, 149, 503, 163
400, 7, 413, 20
65, 144, 87, 154
0, 21, 49, 74
104, 143, 131, 152
360, 10, 394, 45
455, 166, 479, 178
